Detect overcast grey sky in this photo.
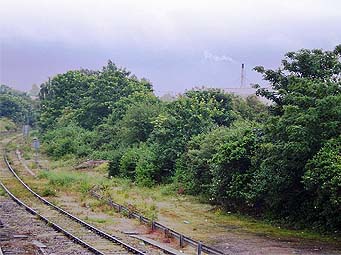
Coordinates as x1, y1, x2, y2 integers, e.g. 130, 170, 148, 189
0, 0, 340, 94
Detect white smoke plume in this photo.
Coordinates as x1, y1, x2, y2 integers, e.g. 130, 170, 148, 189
203, 50, 238, 64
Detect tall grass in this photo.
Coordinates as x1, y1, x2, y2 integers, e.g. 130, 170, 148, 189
38, 170, 92, 193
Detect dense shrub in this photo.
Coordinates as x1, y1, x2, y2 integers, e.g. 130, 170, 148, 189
209, 124, 259, 209
175, 120, 261, 211
118, 144, 157, 186
174, 122, 245, 195
148, 88, 236, 180
107, 148, 125, 177
115, 101, 163, 146
119, 146, 141, 179
135, 145, 157, 187
43, 124, 95, 158
302, 136, 341, 230
249, 45, 341, 230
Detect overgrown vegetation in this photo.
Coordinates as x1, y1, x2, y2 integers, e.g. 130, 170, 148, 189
11, 134, 340, 244
0, 84, 37, 125
0, 117, 16, 132
37, 46, 341, 232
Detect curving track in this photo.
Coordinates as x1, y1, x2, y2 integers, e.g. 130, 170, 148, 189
0, 135, 148, 255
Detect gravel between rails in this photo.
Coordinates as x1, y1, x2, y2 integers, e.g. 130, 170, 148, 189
0, 196, 94, 255
0, 135, 172, 255
0, 159, 139, 255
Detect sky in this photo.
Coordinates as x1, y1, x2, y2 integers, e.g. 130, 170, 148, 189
0, 0, 340, 94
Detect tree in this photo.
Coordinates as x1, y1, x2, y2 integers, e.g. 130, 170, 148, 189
250, 46, 341, 229
39, 61, 153, 130
0, 85, 37, 125
253, 45, 341, 115
39, 70, 91, 130
148, 88, 236, 181
116, 101, 163, 146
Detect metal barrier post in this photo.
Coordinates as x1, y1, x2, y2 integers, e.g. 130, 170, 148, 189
197, 242, 202, 255
164, 228, 169, 238
179, 234, 184, 248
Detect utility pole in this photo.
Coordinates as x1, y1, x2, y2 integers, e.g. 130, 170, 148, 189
240, 63, 245, 88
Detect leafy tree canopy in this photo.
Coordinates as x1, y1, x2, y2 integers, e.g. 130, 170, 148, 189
0, 84, 37, 125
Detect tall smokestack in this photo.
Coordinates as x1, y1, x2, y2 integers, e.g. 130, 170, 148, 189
240, 63, 245, 88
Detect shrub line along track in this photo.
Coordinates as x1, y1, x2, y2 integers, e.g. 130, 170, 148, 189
0, 146, 152, 255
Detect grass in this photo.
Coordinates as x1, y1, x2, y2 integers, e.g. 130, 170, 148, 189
0, 187, 6, 196
84, 216, 108, 224
0, 117, 16, 132
36, 169, 104, 198
41, 187, 56, 197
9, 136, 341, 247
38, 170, 83, 186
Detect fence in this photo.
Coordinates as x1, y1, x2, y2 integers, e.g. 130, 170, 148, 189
90, 190, 227, 255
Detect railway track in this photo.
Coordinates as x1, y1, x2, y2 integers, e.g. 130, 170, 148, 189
0, 137, 150, 255
1, 134, 225, 255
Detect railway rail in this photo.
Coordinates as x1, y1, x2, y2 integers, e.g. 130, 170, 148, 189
0, 147, 149, 255
1, 134, 227, 255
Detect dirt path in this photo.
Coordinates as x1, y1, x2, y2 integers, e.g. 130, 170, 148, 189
213, 231, 341, 255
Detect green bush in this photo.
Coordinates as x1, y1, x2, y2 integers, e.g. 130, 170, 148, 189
0, 85, 37, 125
148, 88, 236, 181
302, 136, 341, 230
118, 144, 157, 187
108, 149, 125, 177
174, 126, 232, 195
43, 124, 95, 158
175, 120, 259, 202
119, 146, 141, 179
135, 145, 157, 187
209, 124, 259, 210
249, 45, 341, 230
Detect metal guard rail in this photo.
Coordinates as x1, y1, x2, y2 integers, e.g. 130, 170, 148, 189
90, 191, 227, 255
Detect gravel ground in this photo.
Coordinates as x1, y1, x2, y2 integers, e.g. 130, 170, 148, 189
0, 196, 94, 255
